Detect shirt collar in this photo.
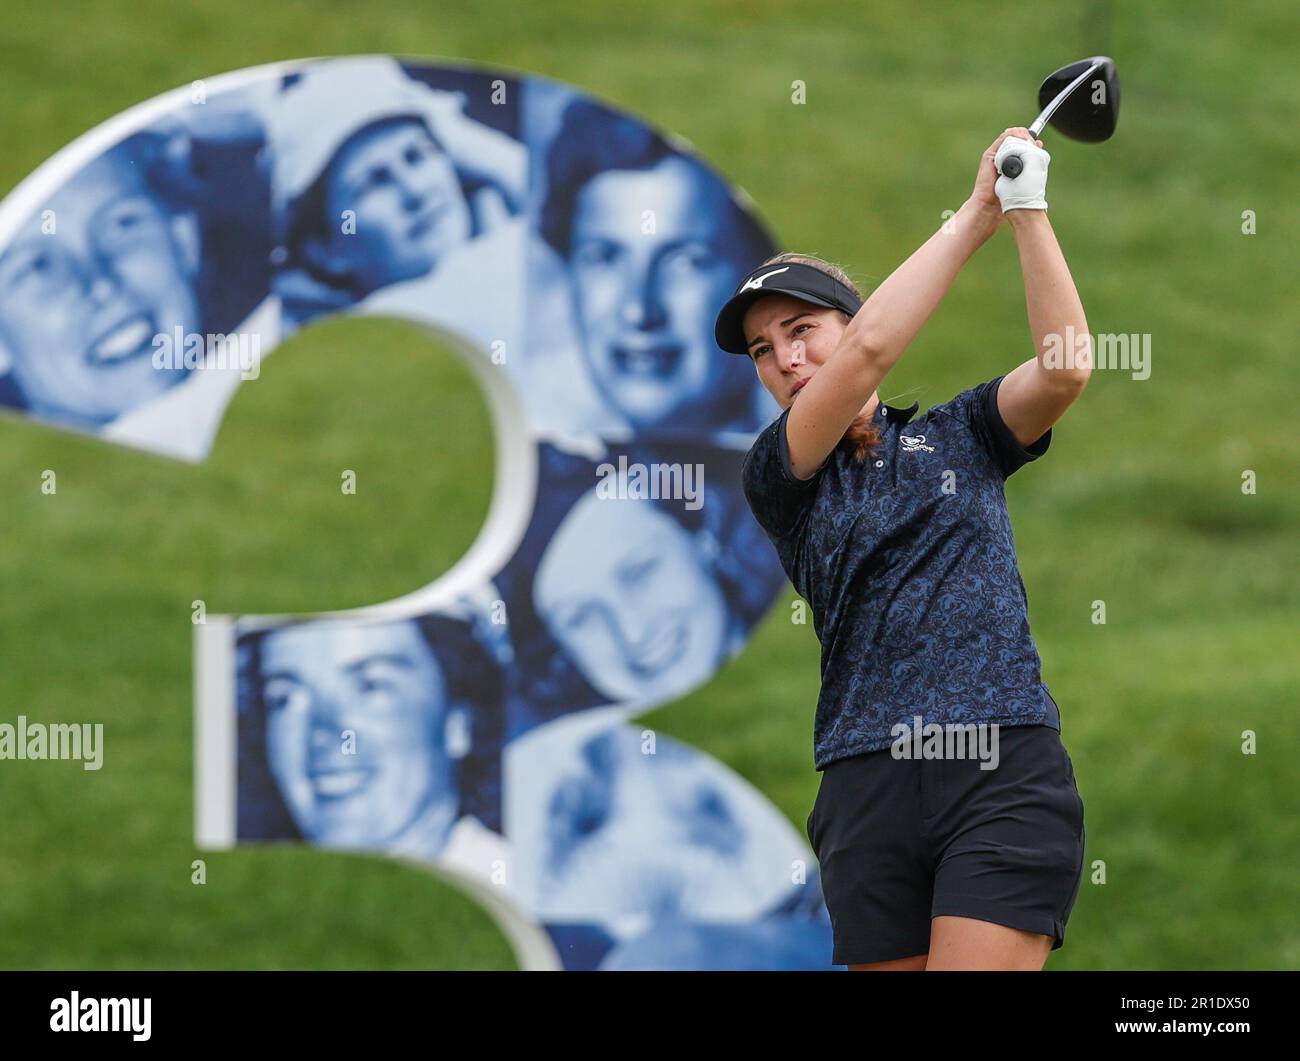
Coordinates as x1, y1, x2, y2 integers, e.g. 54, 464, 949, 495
879, 399, 920, 425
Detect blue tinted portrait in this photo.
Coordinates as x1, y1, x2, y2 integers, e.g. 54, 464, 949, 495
539, 99, 777, 438
237, 614, 506, 867
0, 136, 201, 425
268, 57, 522, 326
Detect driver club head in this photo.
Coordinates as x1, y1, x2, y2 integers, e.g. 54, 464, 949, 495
1000, 56, 1120, 178
1038, 55, 1120, 142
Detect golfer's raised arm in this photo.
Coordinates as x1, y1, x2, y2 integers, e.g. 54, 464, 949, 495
993, 210, 1092, 447
786, 197, 1001, 479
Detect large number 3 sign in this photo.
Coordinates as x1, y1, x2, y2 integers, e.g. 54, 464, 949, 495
0, 56, 835, 970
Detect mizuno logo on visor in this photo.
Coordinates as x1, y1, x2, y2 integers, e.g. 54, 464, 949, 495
739, 266, 790, 292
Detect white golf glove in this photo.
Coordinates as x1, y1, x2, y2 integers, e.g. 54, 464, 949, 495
994, 136, 1051, 212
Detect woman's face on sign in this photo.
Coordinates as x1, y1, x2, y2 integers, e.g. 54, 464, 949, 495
322, 118, 471, 293
533, 489, 729, 707
0, 152, 200, 423
259, 619, 454, 849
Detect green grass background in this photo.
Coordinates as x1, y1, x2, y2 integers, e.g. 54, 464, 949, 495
1, 0, 1296, 969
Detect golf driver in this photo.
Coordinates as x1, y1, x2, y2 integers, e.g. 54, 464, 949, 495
999, 56, 1120, 178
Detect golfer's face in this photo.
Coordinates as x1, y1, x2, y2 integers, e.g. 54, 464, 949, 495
568, 156, 743, 431
742, 294, 846, 408
259, 620, 452, 849
0, 153, 199, 423
324, 119, 471, 293
533, 489, 729, 707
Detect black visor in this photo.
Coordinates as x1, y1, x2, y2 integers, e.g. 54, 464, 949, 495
714, 261, 862, 355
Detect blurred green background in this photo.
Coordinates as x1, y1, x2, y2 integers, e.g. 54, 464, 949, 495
1, 0, 1296, 969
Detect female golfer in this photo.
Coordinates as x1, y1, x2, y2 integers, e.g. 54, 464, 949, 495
713, 128, 1088, 970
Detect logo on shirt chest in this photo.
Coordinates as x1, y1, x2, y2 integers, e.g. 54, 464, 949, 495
900, 434, 936, 453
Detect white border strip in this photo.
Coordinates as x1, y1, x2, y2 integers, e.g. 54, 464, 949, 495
194, 615, 236, 849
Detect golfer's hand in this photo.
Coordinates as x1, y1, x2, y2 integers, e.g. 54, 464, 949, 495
994, 130, 1050, 213
969, 128, 1044, 216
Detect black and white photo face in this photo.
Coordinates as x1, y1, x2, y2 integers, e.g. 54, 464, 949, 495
258, 620, 458, 849
568, 155, 753, 432
0, 147, 200, 424
533, 488, 730, 707
506, 716, 819, 936
314, 117, 472, 295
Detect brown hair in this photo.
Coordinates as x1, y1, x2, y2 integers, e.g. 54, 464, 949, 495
757, 252, 881, 462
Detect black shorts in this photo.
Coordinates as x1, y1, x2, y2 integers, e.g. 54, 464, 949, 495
807, 723, 1085, 966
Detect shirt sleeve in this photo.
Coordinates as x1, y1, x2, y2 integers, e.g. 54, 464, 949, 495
941, 374, 1051, 479
741, 407, 826, 540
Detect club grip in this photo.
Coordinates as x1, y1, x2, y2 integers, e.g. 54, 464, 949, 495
1000, 154, 1024, 179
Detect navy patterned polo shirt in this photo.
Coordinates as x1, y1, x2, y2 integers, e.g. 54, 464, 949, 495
741, 374, 1061, 770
